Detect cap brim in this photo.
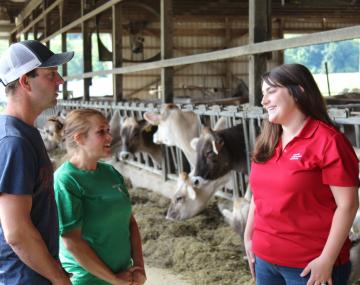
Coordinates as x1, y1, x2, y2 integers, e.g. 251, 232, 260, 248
39, 51, 74, 68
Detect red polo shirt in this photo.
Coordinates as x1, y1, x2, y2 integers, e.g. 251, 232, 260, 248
250, 118, 359, 268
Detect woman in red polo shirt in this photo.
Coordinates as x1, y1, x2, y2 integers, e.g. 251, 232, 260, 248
244, 63, 359, 285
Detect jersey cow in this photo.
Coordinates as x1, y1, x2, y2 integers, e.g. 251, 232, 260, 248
144, 105, 248, 220
144, 103, 202, 169
190, 122, 248, 187
166, 171, 232, 220
40, 116, 65, 152
109, 110, 162, 166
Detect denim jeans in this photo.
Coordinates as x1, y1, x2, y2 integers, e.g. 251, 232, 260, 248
255, 256, 351, 285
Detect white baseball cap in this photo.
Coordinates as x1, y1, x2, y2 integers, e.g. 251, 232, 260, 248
0, 40, 74, 86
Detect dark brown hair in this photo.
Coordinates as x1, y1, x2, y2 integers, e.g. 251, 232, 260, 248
5, 69, 38, 94
252, 63, 333, 163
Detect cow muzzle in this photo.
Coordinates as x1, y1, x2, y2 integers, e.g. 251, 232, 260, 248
120, 151, 132, 161
191, 176, 206, 187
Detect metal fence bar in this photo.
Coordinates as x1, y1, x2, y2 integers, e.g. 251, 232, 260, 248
38, 100, 360, 201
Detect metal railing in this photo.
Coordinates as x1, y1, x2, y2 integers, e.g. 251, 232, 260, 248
37, 100, 360, 200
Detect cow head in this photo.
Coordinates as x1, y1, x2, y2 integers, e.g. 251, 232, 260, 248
166, 171, 232, 220
190, 126, 231, 186
166, 172, 202, 220
58, 109, 69, 122
218, 197, 250, 240
109, 110, 123, 158
143, 104, 181, 146
119, 117, 157, 161
40, 116, 65, 152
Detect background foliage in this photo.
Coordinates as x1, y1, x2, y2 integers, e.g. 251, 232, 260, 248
284, 37, 360, 74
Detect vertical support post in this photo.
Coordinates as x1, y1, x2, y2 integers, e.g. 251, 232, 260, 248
275, 18, 284, 65
43, 0, 50, 47
32, 25, 38, 40
112, 3, 123, 102
160, 0, 174, 104
325, 62, 331, 96
160, 0, 174, 180
248, 0, 271, 107
224, 17, 232, 97
81, 0, 92, 101
60, 1, 68, 100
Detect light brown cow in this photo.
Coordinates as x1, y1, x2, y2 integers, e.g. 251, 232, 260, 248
144, 104, 202, 169
109, 110, 162, 166
40, 116, 65, 152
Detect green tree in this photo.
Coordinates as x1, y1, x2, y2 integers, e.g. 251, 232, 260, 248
321, 40, 359, 73
285, 38, 359, 74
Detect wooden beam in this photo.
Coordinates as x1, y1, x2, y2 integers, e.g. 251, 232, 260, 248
224, 17, 232, 97
43, 0, 50, 46
112, 3, 123, 102
59, 0, 68, 99
81, 0, 92, 101
13, 0, 62, 36
161, 0, 174, 104
63, 25, 360, 81
17, 0, 43, 24
248, 0, 270, 107
42, 0, 125, 43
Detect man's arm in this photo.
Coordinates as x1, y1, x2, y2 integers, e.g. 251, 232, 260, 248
0, 193, 70, 285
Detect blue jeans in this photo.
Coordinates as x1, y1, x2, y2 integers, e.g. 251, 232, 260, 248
255, 256, 351, 285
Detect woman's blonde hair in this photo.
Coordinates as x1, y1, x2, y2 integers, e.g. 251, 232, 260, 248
63, 108, 106, 154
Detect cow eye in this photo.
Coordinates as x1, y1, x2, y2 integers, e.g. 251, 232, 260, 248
175, 196, 183, 203
206, 150, 215, 159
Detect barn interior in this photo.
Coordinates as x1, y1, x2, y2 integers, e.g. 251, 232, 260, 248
1, 0, 359, 104
1, 2, 360, 284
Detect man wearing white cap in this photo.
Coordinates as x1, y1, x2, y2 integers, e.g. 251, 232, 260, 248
0, 40, 74, 285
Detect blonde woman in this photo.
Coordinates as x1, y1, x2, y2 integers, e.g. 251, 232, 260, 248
54, 108, 146, 285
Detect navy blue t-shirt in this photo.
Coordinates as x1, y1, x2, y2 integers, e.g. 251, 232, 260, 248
0, 115, 59, 285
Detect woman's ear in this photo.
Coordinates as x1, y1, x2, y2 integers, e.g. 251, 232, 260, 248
298, 85, 305, 93
74, 133, 84, 146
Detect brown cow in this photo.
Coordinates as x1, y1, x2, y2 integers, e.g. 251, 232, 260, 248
109, 110, 162, 166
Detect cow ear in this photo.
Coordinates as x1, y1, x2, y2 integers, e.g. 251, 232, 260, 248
212, 137, 224, 155
143, 112, 162, 125
141, 122, 155, 133
214, 117, 227, 131
190, 137, 199, 151
109, 110, 122, 145
109, 110, 121, 132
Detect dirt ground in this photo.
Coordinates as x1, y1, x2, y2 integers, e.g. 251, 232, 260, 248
145, 266, 191, 285
131, 187, 254, 285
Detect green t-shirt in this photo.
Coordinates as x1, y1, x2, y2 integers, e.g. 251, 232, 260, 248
54, 161, 132, 285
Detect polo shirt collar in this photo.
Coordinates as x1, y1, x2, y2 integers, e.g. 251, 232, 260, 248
295, 117, 319, 139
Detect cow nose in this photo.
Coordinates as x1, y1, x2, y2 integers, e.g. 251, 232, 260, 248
192, 177, 200, 186
120, 151, 130, 160
191, 176, 204, 187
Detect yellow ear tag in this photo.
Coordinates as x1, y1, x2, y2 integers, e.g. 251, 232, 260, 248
144, 124, 153, 133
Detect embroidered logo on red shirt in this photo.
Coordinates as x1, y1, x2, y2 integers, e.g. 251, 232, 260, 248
290, 153, 302, 160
